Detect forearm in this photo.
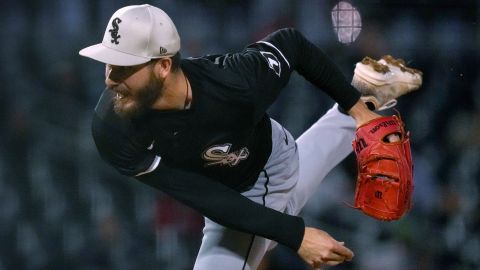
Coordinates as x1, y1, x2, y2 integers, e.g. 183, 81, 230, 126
136, 163, 305, 250
261, 28, 361, 111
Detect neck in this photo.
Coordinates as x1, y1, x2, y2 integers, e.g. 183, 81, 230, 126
151, 69, 190, 111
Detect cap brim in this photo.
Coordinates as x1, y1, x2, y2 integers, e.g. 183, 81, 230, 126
79, 43, 150, 66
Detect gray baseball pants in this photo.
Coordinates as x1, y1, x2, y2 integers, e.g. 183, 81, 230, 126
193, 104, 356, 270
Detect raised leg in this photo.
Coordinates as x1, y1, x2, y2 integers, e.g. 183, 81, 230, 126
287, 104, 355, 215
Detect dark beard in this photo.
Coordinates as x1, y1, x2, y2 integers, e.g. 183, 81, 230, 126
113, 73, 162, 119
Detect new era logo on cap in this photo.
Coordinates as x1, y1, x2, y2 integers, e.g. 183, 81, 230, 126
79, 4, 180, 66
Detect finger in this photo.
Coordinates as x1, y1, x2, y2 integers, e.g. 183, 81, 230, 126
315, 259, 345, 268
387, 133, 400, 142
332, 243, 354, 260
339, 241, 345, 245
313, 261, 324, 270
333, 249, 354, 262
323, 259, 344, 267
323, 252, 345, 262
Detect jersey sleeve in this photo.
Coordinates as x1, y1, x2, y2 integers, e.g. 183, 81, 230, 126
135, 163, 306, 251
92, 90, 158, 177
233, 28, 360, 118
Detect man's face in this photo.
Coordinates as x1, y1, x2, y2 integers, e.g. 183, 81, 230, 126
105, 61, 162, 118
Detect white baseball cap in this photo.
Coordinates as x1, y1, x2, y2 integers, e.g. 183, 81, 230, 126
79, 4, 180, 66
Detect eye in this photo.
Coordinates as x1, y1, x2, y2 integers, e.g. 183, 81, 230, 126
111, 66, 133, 77
114, 66, 126, 72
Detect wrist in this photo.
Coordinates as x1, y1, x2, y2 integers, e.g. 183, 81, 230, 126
348, 100, 381, 127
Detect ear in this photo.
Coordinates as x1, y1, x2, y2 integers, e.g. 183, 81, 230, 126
152, 58, 173, 79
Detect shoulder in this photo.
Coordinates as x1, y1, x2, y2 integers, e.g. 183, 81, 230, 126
181, 56, 251, 92
92, 90, 154, 176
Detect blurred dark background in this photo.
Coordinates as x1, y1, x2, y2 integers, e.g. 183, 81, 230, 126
0, 0, 479, 269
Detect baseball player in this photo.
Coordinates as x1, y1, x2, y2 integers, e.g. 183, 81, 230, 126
79, 4, 419, 270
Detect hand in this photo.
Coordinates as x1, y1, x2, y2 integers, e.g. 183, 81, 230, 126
348, 100, 400, 142
347, 99, 382, 127
298, 227, 354, 269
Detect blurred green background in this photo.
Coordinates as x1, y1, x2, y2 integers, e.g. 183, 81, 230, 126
0, 0, 478, 269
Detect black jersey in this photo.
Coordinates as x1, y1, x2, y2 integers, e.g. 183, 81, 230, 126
92, 28, 360, 251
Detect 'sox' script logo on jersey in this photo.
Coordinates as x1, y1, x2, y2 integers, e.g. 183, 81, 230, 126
109, 18, 122, 44
202, 144, 249, 167
260, 51, 281, 77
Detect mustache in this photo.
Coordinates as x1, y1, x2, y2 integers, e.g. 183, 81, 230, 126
108, 85, 129, 96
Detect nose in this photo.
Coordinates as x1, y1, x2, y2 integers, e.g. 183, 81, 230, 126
105, 65, 120, 88
105, 77, 120, 89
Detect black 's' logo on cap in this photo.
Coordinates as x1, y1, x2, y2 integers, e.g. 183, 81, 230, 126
109, 18, 122, 44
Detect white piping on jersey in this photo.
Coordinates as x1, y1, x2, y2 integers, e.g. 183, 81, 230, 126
147, 141, 154, 150
256, 41, 290, 68
136, 155, 161, 176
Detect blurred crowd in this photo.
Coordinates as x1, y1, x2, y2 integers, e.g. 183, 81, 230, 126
0, 0, 478, 269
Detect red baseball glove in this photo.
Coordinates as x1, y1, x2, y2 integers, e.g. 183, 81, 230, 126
352, 115, 413, 221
